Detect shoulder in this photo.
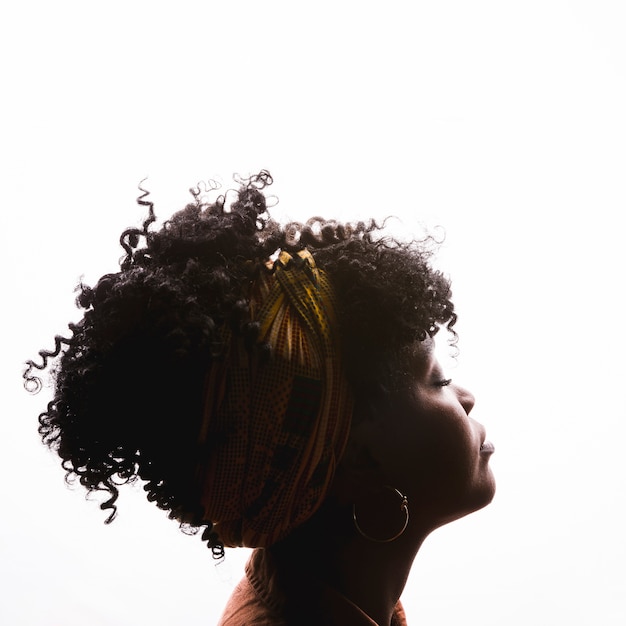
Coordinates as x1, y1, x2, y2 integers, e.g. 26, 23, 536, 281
218, 551, 287, 626
218, 577, 287, 626
393, 600, 408, 626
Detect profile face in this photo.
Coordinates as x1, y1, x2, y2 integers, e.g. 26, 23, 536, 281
367, 338, 496, 530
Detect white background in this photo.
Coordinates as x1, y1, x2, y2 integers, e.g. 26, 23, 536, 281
2, 1, 625, 624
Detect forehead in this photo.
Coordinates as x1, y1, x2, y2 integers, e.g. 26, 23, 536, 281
403, 333, 454, 377
402, 337, 436, 374
408, 336, 435, 358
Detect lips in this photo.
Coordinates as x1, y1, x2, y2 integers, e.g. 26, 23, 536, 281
480, 440, 495, 454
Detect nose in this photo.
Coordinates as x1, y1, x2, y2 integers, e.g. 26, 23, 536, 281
454, 384, 475, 415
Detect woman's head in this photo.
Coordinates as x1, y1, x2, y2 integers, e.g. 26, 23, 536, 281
343, 337, 495, 541
25, 171, 468, 557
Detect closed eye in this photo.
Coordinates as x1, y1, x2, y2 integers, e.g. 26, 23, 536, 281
436, 378, 453, 387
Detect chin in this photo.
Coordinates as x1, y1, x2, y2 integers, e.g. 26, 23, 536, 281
465, 471, 497, 515
434, 477, 497, 529
465, 476, 497, 518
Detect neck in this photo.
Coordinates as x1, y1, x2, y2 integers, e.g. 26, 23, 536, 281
271, 504, 432, 625
331, 530, 425, 625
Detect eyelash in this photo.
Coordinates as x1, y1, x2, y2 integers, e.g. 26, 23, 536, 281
437, 378, 453, 387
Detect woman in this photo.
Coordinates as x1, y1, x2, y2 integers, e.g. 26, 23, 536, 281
25, 171, 495, 625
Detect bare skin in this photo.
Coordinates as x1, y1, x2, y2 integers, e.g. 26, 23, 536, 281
275, 338, 496, 625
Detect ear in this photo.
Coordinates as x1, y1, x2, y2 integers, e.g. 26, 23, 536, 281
331, 419, 386, 505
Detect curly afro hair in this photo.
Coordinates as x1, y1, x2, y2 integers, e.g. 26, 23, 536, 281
24, 170, 456, 558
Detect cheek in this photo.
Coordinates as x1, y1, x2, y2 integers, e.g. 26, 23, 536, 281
368, 398, 479, 492
400, 411, 479, 500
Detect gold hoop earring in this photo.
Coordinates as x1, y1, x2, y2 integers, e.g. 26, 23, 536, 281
352, 486, 409, 543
